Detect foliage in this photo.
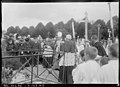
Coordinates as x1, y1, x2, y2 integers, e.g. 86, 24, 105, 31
2, 67, 13, 84
5, 16, 118, 40
20, 26, 29, 36
106, 16, 119, 37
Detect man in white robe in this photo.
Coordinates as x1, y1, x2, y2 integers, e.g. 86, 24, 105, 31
92, 43, 119, 84
72, 47, 100, 84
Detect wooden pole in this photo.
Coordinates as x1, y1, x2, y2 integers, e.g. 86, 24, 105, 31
84, 12, 88, 61
108, 2, 115, 43
98, 24, 101, 41
72, 21, 77, 66
72, 21, 75, 39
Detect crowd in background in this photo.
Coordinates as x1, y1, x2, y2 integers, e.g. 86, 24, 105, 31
1, 32, 119, 84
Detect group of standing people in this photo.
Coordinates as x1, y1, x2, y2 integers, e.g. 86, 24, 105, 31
54, 33, 119, 84
72, 35, 118, 84
1, 32, 119, 84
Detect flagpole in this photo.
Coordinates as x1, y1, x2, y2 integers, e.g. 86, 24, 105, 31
108, 2, 114, 43
85, 12, 88, 48
98, 24, 101, 41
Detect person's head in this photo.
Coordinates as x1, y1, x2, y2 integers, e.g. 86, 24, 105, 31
91, 35, 98, 43
27, 35, 30, 38
25, 37, 30, 42
108, 43, 119, 59
115, 37, 119, 44
85, 47, 98, 60
66, 34, 72, 40
80, 50, 85, 61
100, 57, 109, 66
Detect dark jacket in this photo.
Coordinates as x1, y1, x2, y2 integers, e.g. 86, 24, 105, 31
93, 42, 107, 57
60, 40, 78, 53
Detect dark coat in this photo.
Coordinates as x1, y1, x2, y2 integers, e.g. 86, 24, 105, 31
60, 40, 78, 53
93, 42, 107, 57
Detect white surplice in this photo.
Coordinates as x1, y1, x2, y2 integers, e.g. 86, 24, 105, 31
72, 60, 100, 84
92, 60, 119, 84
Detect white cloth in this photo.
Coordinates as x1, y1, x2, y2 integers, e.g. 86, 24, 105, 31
43, 46, 53, 57
56, 40, 63, 52
59, 53, 75, 66
92, 60, 119, 84
76, 44, 84, 64
72, 60, 100, 84
105, 45, 109, 55
76, 44, 84, 55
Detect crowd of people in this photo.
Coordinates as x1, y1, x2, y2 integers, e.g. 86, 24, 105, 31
1, 32, 119, 84
72, 35, 119, 84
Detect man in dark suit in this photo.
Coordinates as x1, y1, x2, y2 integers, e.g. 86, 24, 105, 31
91, 35, 107, 57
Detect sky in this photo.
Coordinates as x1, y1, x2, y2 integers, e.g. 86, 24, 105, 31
2, 2, 119, 31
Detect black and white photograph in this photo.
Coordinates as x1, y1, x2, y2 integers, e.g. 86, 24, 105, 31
1, 2, 119, 84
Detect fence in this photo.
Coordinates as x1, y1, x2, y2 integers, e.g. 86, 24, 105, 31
2, 48, 62, 84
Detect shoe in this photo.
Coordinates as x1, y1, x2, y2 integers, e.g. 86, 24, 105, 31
54, 68, 59, 71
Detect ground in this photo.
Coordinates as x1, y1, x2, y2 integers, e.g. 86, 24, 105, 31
11, 65, 60, 84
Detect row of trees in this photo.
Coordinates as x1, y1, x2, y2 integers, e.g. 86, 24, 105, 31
5, 16, 119, 40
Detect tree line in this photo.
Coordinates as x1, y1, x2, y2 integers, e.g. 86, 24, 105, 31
5, 16, 119, 41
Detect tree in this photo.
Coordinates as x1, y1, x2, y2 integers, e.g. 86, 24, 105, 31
89, 19, 108, 40
64, 18, 74, 35
6, 26, 16, 35
14, 26, 21, 34
76, 21, 91, 39
106, 16, 119, 37
54, 21, 65, 30
28, 26, 35, 37
45, 22, 56, 38
20, 26, 29, 36
35, 22, 45, 38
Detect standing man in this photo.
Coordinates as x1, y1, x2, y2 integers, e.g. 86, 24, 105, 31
72, 47, 100, 84
59, 34, 78, 84
91, 35, 107, 57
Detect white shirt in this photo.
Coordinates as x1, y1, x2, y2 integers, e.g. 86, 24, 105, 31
43, 45, 53, 57
72, 60, 100, 84
92, 60, 119, 84
76, 44, 84, 55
